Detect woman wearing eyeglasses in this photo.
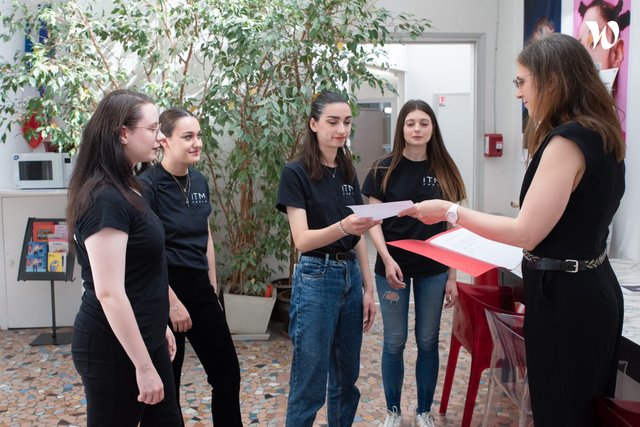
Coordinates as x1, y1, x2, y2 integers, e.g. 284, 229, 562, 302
400, 33, 625, 427
68, 89, 182, 426
138, 108, 242, 426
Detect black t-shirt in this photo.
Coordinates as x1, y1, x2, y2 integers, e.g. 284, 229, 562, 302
73, 185, 169, 350
139, 163, 212, 270
276, 159, 362, 253
362, 156, 448, 277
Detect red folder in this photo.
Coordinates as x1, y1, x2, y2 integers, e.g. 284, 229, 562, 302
389, 229, 502, 277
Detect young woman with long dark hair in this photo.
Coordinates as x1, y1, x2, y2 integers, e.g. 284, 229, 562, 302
362, 99, 466, 427
276, 91, 379, 426
68, 89, 182, 426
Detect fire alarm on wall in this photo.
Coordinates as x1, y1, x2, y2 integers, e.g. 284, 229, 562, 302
484, 133, 503, 157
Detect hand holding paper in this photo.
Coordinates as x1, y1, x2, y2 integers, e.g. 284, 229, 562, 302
348, 200, 414, 221
341, 214, 382, 236
397, 199, 450, 225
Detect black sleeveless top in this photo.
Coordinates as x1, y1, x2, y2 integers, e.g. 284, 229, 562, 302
519, 122, 625, 260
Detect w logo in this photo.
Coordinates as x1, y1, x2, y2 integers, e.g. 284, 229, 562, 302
585, 20, 620, 49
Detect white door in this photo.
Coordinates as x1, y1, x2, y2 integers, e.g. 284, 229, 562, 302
432, 93, 475, 208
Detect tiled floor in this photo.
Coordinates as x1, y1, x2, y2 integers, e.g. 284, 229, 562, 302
0, 303, 522, 427
0, 241, 523, 426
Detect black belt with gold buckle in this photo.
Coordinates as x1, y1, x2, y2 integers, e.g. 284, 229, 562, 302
302, 250, 356, 261
523, 249, 607, 273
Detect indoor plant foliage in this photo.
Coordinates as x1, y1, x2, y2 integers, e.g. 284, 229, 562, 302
199, 0, 427, 296
0, 0, 428, 296
0, 0, 217, 150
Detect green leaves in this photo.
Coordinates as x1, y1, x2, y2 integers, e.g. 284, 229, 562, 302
0, 0, 428, 294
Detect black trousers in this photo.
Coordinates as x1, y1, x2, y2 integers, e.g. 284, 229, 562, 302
72, 325, 182, 427
168, 266, 243, 426
523, 260, 622, 427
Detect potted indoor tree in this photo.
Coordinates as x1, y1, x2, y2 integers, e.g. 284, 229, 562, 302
196, 0, 428, 336
0, 0, 428, 337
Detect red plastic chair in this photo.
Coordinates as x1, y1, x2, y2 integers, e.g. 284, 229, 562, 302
473, 268, 499, 286
595, 397, 640, 427
439, 282, 520, 427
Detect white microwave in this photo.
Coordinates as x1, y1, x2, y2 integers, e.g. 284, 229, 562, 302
11, 152, 74, 189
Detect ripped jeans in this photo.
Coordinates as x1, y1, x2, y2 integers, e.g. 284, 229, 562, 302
375, 271, 447, 414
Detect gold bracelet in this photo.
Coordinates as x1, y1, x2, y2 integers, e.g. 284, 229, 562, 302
337, 220, 349, 237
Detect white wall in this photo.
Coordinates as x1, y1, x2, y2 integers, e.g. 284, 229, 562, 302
402, 44, 473, 98
606, 1, 640, 260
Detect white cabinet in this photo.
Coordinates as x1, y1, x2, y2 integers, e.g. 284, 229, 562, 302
0, 190, 82, 329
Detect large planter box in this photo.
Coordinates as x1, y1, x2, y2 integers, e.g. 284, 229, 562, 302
223, 286, 277, 339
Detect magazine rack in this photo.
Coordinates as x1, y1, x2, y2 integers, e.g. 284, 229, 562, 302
17, 218, 75, 346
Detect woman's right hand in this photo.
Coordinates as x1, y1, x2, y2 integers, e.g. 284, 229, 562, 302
398, 200, 449, 225
341, 214, 381, 236
384, 258, 406, 289
136, 364, 164, 405
170, 301, 192, 333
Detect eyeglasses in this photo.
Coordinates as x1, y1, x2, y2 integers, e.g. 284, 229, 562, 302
512, 74, 532, 89
131, 124, 162, 138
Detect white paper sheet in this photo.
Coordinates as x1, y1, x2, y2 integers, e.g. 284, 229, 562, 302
430, 228, 523, 270
347, 200, 414, 221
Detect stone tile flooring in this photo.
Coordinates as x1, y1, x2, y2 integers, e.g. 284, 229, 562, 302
0, 305, 521, 426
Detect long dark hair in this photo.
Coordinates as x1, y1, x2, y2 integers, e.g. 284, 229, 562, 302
67, 89, 154, 239
372, 100, 467, 203
298, 91, 356, 183
518, 33, 624, 161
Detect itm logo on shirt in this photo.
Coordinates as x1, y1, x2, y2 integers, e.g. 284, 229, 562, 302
422, 176, 439, 187
341, 184, 354, 197
585, 20, 620, 49
190, 192, 208, 204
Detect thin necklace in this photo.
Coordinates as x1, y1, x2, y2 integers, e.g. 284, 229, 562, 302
170, 171, 191, 206
324, 165, 337, 178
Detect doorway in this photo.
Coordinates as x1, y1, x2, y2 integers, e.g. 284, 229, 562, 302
353, 35, 484, 209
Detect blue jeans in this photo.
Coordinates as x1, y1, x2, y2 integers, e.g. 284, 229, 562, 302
286, 255, 364, 427
376, 271, 447, 414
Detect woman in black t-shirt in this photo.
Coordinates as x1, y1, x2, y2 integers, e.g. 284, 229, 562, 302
67, 90, 182, 426
139, 108, 242, 426
362, 100, 466, 427
276, 91, 379, 427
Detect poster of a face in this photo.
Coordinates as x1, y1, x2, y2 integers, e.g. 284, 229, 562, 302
523, 0, 562, 132
574, 0, 631, 137
524, 0, 561, 45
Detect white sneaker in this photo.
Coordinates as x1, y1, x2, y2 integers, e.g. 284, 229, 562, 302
416, 411, 435, 427
383, 408, 402, 427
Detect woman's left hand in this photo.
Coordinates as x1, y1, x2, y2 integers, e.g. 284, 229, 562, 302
362, 291, 376, 332
165, 326, 177, 361
444, 277, 458, 308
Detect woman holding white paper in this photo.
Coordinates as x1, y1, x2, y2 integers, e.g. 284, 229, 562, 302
362, 99, 466, 427
276, 91, 379, 426
400, 34, 625, 427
